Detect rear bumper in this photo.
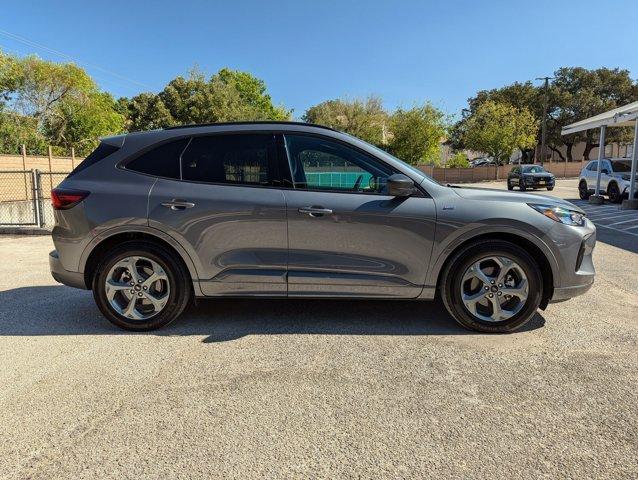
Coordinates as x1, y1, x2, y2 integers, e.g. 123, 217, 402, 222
49, 250, 87, 289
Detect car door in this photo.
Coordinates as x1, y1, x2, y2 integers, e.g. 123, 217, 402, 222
147, 133, 288, 296
279, 133, 436, 298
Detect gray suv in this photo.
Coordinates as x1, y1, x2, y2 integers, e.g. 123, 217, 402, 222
49, 122, 596, 333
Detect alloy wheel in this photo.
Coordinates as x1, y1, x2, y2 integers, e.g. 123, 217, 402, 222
460, 256, 529, 323
105, 256, 170, 320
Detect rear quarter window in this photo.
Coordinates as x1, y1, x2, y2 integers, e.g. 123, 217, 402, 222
67, 143, 119, 178
125, 139, 190, 179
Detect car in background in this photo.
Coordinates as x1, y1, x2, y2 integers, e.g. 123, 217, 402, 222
470, 157, 495, 167
507, 164, 555, 191
578, 158, 637, 203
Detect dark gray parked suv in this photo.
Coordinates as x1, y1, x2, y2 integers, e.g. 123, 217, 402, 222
50, 122, 596, 333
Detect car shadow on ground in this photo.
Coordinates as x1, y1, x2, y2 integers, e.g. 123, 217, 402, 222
0, 285, 546, 341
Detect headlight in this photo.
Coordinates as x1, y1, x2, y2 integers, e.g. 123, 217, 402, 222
528, 203, 586, 226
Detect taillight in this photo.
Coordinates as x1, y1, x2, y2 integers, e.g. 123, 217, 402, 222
51, 188, 90, 210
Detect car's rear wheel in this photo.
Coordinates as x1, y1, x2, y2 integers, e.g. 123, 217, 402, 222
92, 241, 191, 331
547, 186, 554, 191
518, 179, 526, 191
579, 180, 590, 200
507, 180, 513, 190
440, 240, 543, 333
608, 182, 622, 203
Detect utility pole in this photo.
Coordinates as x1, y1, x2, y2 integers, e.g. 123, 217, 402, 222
536, 76, 553, 166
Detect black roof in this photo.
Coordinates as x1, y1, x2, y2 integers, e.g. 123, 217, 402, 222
164, 121, 337, 132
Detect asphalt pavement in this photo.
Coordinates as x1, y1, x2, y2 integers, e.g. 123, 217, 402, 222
0, 178, 636, 479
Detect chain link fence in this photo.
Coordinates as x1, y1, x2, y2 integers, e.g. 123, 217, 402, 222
0, 170, 70, 229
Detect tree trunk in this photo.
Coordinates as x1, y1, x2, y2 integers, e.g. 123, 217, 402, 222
566, 143, 573, 162
583, 142, 599, 161
548, 145, 566, 162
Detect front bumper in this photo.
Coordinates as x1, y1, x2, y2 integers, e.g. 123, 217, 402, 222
524, 176, 555, 188
548, 220, 596, 302
49, 250, 87, 289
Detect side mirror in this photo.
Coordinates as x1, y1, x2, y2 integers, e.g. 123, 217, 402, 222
387, 174, 416, 197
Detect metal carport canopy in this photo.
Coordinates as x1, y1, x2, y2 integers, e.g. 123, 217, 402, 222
561, 101, 638, 208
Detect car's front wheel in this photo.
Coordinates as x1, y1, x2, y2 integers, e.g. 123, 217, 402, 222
440, 240, 543, 333
92, 241, 191, 331
608, 182, 622, 204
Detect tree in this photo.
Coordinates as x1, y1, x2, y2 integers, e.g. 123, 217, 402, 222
121, 93, 174, 132
387, 103, 447, 165
302, 96, 388, 146
0, 51, 124, 154
462, 101, 538, 166
447, 152, 469, 168
150, 68, 290, 127
44, 92, 125, 156
551, 67, 638, 161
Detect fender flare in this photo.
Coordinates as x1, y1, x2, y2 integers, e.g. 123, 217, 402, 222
78, 225, 203, 296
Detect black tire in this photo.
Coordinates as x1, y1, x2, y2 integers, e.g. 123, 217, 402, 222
608, 182, 621, 204
579, 180, 590, 200
519, 180, 526, 191
92, 241, 192, 331
440, 240, 543, 333
547, 187, 554, 191
507, 180, 513, 191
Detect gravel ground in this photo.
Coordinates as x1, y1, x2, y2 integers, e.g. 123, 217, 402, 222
0, 179, 636, 479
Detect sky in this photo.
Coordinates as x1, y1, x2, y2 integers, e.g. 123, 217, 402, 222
2, 0, 637, 119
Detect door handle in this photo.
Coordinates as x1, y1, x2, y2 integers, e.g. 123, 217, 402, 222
298, 206, 333, 217
161, 199, 196, 210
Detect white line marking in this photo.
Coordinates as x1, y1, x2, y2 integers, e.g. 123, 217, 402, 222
594, 223, 638, 237
588, 213, 638, 222
606, 218, 638, 226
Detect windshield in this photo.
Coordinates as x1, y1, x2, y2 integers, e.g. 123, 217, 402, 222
522, 165, 546, 173
610, 160, 632, 173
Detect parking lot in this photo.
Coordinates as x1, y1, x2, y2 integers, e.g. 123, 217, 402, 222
0, 178, 636, 479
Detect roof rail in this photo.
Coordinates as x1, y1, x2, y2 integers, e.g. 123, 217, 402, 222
164, 121, 338, 132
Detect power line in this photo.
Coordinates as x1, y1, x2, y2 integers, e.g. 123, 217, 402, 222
0, 28, 152, 90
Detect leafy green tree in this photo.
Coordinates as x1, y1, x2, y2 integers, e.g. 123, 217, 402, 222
462, 101, 538, 165
151, 68, 290, 127
303, 96, 388, 146
121, 93, 174, 132
45, 92, 125, 156
447, 152, 469, 168
551, 67, 638, 160
387, 103, 447, 165
0, 51, 124, 154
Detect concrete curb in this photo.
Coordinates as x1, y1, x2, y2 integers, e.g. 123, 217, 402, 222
0, 227, 51, 236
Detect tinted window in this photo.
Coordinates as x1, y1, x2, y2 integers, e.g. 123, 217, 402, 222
522, 165, 546, 173
68, 142, 119, 178
586, 161, 598, 171
611, 160, 631, 173
126, 139, 189, 179
181, 134, 272, 185
284, 134, 392, 193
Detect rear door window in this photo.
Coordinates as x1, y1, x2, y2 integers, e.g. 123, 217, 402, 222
126, 139, 189, 179
181, 134, 273, 186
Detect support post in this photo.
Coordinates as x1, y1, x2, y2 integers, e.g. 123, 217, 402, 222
32, 169, 42, 228
590, 125, 606, 205
621, 120, 638, 209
